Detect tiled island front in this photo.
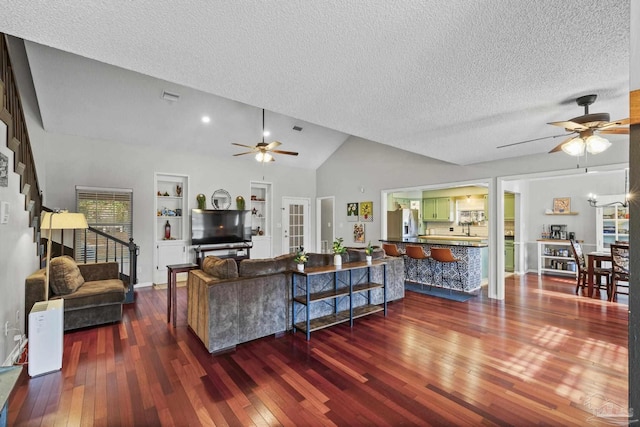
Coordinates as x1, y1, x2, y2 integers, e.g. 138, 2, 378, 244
381, 238, 488, 293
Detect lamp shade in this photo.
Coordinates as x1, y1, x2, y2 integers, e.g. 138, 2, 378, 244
561, 137, 585, 156
41, 211, 89, 237
585, 134, 611, 154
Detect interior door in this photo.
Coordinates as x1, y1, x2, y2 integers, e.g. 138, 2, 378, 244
282, 197, 310, 255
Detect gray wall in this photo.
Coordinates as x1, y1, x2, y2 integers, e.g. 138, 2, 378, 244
0, 122, 39, 364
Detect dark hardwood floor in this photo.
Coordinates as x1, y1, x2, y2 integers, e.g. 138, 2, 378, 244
9, 273, 628, 426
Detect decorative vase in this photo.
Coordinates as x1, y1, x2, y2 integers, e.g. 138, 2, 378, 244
297, 263, 304, 272
164, 220, 171, 239
366, 255, 372, 265
196, 193, 206, 209
236, 195, 245, 210
334, 254, 342, 268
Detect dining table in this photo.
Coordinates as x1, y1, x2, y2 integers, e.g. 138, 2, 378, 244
586, 251, 612, 298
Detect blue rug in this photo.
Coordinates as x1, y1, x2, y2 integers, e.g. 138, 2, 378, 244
405, 282, 475, 302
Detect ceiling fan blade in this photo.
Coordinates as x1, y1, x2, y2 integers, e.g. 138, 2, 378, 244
271, 149, 299, 156
548, 135, 578, 153
265, 141, 282, 151
599, 128, 629, 135
232, 143, 257, 149
496, 133, 569, 149
233, 151, 255, 156
597, 117, 630, 129
547, 120, 588, 132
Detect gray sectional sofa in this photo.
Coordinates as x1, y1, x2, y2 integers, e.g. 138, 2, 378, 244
187, 248, 405, 353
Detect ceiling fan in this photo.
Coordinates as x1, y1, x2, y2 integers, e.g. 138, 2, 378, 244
498, 94, 629, 156
232, 109, 299, 162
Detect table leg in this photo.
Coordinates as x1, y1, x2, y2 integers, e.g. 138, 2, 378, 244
167, 268, 171, 323
587, 255, 594, 298
172, 270, 178, 327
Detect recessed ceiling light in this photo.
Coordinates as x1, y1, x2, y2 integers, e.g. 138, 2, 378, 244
202, 116, 211, 124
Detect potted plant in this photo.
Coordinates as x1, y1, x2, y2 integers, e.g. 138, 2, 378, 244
365, 241, 374, 264
332, 237, 346, 267
293, 247, 308, 272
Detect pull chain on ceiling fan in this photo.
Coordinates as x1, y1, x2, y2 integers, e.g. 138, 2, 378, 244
232, 109, 299, 162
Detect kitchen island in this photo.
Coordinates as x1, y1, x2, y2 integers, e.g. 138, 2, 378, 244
380, 237, 488, 293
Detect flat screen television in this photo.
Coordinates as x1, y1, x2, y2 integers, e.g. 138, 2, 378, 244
191, 209, 251, 245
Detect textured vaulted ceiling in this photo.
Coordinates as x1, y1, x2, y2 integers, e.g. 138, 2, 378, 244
0, 1, 630, 168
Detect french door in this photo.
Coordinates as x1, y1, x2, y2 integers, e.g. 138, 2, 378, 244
282, 197, 310, 254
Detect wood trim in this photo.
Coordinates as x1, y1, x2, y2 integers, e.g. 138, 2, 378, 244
631, 89, 640, 125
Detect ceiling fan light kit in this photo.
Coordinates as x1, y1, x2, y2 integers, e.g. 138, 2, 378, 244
232, 109, 299, 162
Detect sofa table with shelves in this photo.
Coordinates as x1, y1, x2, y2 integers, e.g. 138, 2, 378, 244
292, 260, 387, 340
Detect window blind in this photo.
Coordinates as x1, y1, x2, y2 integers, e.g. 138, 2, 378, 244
75, 186, 133, 261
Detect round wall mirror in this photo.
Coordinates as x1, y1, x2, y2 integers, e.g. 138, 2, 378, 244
211, 189, 231, 210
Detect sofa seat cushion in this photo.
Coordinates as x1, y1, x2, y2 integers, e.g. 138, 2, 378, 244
202, 256, 238, 279
53, 279, 126, 309
49, 255, 85, 295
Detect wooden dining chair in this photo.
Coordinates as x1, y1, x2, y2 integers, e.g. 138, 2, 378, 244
609, 243, 629, 302
569, 239, 611, 297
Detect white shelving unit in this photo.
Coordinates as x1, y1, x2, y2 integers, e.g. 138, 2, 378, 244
250, 181, 272, 259
596, 199, 629, 251
537, 239, 577, 277
154, 173, 189, 284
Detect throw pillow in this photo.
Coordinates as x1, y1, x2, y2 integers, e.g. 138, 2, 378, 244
49, 255, 85, 295
202, 256, 238, 279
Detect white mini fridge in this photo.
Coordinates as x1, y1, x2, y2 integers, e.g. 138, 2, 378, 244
28, 299, 64, 377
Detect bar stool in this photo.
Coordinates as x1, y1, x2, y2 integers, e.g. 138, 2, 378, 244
405, 245, 431, 286
382, 243, 404, 257
430, 247, 463, 290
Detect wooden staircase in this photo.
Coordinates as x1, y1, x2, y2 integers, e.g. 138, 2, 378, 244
0, 34, 42, 243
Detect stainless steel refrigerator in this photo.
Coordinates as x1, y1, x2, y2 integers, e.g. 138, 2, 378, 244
387, 209, 419, 240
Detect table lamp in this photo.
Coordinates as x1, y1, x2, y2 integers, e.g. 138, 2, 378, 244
40, 211, 89, 300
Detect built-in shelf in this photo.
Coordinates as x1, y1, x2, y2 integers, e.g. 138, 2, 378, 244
545, 212, 579, 215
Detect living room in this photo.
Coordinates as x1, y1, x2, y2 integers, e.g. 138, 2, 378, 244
0, 2, 638, 423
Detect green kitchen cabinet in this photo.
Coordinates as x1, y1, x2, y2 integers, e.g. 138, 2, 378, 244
505, 240, 514, 272
422, 197, 453, 221
504, 193, 515, 220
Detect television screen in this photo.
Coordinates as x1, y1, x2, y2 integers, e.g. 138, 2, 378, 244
191, 209, 251, 245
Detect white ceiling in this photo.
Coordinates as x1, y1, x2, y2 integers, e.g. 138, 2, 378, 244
0, 1, 630, 168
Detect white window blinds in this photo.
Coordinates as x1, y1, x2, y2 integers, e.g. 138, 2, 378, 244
75, 186, 133, 261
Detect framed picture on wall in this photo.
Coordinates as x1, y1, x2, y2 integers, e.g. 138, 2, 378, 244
553, 197, 571, 213
353, 223, 365, 243
359, 201, 373, 222
347, 202, 359, 221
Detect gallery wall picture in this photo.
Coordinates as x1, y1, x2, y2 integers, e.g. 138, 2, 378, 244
353, 223, 365, 243
347, 202, 359, 221
359, 201, 373, 222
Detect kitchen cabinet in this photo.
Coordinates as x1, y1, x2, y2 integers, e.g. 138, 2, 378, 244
505, 239, 514, 272
154, 173, 189, 284
422, 197, 453, 221
596, 202, 629, 251
537, 240, 577, 277
504, 193, 515, 220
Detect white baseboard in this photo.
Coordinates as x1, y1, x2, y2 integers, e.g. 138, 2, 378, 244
2, 336, 27, 367
134, 281, 154, 288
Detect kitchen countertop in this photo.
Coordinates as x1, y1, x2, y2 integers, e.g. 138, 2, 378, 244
418, 235, 487, 242
381, 237, 488, 248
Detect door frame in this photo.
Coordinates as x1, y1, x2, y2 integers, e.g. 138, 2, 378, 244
281, 197, 311, 255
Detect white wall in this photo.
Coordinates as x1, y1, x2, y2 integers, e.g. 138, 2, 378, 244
0, 122, 39, 364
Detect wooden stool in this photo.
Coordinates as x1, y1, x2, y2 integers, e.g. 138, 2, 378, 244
405, 245, 431, 285
430, 247, 462, 289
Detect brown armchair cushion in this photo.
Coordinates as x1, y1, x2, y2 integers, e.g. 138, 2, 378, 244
202, 256, 238, 279
49, 255, 85, 295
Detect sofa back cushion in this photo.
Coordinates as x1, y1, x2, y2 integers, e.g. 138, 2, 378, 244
202, 256, 238, 279
239, 258, 279, 277
49, 255, 85, 295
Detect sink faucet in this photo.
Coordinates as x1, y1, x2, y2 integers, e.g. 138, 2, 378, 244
463, 222, 471, 236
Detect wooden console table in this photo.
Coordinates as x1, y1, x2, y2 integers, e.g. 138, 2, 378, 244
292, 260, 387, 340
166, 263, 199, 327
